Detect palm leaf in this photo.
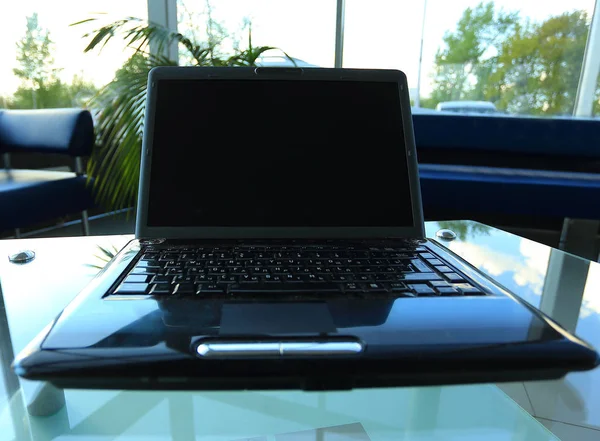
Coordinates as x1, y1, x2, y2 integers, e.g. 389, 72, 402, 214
87, 52, 175, 210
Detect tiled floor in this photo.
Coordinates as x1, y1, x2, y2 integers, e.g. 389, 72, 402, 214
18, 216, 600, 441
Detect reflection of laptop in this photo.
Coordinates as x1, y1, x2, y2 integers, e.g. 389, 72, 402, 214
14, 67, 598, 389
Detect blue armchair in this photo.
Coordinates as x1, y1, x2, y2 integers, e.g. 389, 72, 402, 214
0, 109, 95, 236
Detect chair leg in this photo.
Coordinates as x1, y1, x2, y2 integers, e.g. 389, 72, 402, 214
81, 210, 90, 236
14, 228, 21, 239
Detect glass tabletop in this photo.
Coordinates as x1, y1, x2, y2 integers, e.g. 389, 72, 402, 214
1, 221, 597, 440
426, 221, 600, 436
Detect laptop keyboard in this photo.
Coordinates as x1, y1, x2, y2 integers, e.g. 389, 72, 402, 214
109, 243, 486, 299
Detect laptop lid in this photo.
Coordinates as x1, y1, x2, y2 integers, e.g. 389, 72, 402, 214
136, 67, 424, 239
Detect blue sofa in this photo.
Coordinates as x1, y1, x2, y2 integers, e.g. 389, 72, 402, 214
0, 109, 95, 235
413, 113, 600, 221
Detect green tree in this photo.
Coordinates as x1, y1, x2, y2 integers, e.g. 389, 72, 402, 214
429, 2, 520, 107
13, 13, 59, 108
491, 11, 591, 115
11, 14, 97, 109
428, 3, 600, 116
12, 75, 97, 109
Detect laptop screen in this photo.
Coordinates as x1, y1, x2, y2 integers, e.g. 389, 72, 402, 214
147, 79, 414, 227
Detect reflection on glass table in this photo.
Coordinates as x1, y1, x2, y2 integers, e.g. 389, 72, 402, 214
1, 222, 599, 439
427, 220, 600, 438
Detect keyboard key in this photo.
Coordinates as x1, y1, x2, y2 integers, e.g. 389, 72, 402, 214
426, 259, 443, 266
445, 273, 466, 283
179, 254, 197, 261
152, 275, 173, 284
124, 274, 150, 283
456, 284, 485, 295
419, 253, 434, 259
437, 287, 460, 296
196, 284, 226, 294
114, 283, 149, 294
364, 282, 387, 292
409, 284, 436, 296
131, 267, 162, 275
229, 283, 341, 293
166, 268, 184, 275
401, 273, 442, 281
151, 283, 173, 295
358, 267, 375, 274
174, 283, 195, 295
436, 266, 454, 273
430, 280, 450, 287
173, 275, 195, 283
410, 259, 431, 272
136, 260, 162, 268
344, 283, 363, 292
188, 268, 208, 275
331, 275, 353, 282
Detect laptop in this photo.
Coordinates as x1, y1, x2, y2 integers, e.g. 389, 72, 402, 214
13, 67, 598, 390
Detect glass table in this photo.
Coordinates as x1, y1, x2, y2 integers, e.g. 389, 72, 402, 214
0, 221, 597, 440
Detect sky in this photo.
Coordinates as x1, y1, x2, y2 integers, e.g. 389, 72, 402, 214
0, 0, 596, 98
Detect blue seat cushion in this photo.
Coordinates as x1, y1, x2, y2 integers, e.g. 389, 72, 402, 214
419, 164, 600, 220
0, 170, 95, 230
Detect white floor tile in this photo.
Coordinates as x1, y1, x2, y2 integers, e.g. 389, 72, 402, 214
496, 382, 535, 415
525, 372, 600, 431
536, 417, 600, 441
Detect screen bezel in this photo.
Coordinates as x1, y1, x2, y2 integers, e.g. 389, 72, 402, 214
136, 66, 425, 239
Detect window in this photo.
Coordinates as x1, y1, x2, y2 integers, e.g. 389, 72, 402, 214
177, 0, 337, 68
0, 0, 147, 109
343, 0, 426, 99
344, 0, 599, 118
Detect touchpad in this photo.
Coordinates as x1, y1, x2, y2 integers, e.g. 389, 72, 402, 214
220, 302, 337, 335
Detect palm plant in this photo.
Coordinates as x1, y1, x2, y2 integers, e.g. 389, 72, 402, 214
74, 16, 293, 211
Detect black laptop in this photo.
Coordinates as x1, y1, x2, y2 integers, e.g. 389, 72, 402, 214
13, 67, 598, 390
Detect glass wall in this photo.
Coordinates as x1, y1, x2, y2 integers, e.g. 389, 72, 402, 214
343, 0, 426, 103
0, 0, 147, 109
345, 0, 599, 118
177, 0, 336, 67
596, 71, 600, 117
1, 0, 598, 118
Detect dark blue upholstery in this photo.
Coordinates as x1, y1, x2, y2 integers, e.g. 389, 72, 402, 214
419, 164, 600, 220
0, 109, 94, 156
412, 114, 600, 221
0, 170, 93, 230
412, 113, 600, 158
0, 109, 95, 232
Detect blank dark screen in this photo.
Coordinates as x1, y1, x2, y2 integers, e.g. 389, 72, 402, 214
147, 79, 414, 227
